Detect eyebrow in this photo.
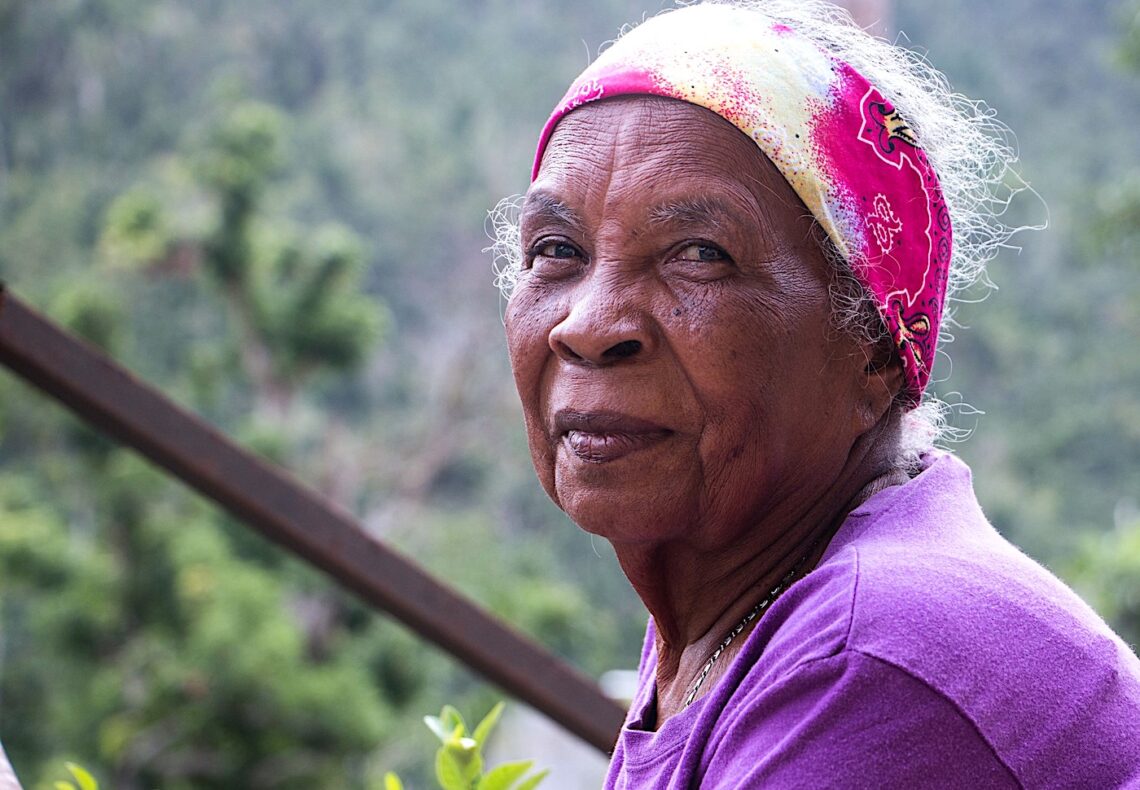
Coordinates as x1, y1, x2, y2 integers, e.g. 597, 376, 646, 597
646, 195, 753, 231
521, 191, 776, 242
520, 192, 585, 231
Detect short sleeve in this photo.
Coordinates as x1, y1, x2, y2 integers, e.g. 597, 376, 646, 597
701, 650, 1020, 789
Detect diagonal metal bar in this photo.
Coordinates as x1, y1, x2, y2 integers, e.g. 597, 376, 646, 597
0, 287, 625, 753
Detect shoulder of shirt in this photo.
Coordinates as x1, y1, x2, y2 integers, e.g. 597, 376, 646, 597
745, 453, 1140, 787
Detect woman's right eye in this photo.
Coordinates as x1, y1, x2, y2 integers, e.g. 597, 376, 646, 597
524, 239, 583, 272
535, 241, 580, 260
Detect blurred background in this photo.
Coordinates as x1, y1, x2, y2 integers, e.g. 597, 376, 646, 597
0, 0, 1137, 787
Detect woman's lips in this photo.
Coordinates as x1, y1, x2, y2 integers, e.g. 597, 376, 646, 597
554, 411, 672, 463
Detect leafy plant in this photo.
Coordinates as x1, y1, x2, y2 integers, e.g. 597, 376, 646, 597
53, 761, 99, 790
385, 703, 548, 790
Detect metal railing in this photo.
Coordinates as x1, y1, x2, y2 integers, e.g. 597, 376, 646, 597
0, 286, 625, 753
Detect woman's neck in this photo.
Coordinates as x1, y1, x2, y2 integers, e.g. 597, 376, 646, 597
612, 438, 909, 724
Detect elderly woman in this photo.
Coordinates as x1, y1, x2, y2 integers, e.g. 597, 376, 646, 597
497, 1, 1140, 787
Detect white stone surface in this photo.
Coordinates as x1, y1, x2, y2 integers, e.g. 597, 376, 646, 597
486, 704, 610, 789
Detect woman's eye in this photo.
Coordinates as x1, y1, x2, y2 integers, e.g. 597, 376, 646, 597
536, 241, 580, 260
676, 243, 730, 263
524, 240, 584, 275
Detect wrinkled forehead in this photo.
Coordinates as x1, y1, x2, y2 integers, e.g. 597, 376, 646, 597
527, 96, 802, 230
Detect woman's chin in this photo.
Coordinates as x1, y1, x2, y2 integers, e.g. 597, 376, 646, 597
554, 464, 695, 545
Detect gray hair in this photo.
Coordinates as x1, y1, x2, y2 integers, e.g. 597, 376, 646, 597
490, 0, 1030, 461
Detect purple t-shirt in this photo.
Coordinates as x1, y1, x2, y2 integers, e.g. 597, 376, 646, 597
606, 453, 1140, 788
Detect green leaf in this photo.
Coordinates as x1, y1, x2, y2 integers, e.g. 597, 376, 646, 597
54, 783, 76, 790
65, 763, 99, 790
383, 772, 405, 790
514, 768, 550, 790
477, 760, 533, 790
426, 704, 468, 743
440, 704, 467, 737
435, 747, 471, 790
443, 736, 483, 784
472, 701, 505, 747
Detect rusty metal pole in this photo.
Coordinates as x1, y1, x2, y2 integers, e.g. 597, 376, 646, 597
0, 287, 625, 753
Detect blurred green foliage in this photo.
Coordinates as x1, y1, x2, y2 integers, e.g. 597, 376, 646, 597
0, 0, 1138, 787
0, 1, 648, 786
1121, 0, 1140, 70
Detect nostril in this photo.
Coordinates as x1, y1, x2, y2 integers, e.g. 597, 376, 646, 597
603, 340, 642, 360
552, 340, 584, 362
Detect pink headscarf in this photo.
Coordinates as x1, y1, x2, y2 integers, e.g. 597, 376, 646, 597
532, 4, 950, 405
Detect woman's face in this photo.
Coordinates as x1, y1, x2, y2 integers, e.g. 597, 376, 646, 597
506, 97, 874, 549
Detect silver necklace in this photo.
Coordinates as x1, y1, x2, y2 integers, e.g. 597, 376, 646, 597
682, 559, 807, 708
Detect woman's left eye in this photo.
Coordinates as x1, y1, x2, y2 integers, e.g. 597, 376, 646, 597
675, 244, 731, 263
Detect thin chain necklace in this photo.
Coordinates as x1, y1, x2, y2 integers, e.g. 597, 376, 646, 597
680, 476, 903, 708
682, 556, 811, 708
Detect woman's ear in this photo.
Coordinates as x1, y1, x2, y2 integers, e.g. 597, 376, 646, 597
856, 337, 904, 429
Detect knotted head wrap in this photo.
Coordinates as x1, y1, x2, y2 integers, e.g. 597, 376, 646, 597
532, 3, 951, 405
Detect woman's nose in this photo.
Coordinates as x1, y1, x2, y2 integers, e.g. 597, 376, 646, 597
548, 285, 656, 366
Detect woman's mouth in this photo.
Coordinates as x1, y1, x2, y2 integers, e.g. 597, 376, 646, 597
555, 411, 672, 463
